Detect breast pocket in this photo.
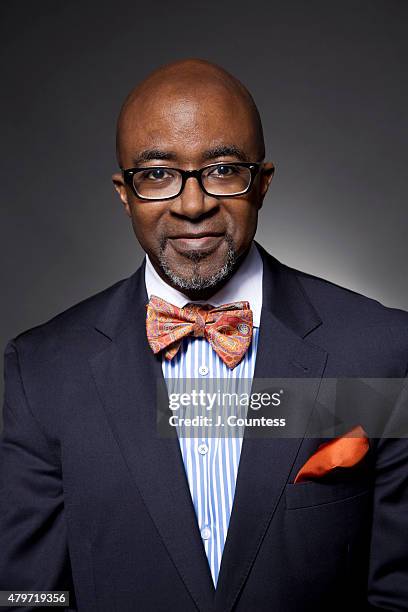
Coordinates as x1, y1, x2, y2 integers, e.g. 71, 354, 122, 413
285, 480, 370, 509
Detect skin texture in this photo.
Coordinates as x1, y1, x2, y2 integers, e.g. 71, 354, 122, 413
112, 58, 274, 300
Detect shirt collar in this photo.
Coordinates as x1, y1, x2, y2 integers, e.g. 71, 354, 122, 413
144, 241, 263, 327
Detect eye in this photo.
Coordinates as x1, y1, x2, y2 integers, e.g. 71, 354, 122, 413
212, 164, 236, 177
142, 168, 174, 181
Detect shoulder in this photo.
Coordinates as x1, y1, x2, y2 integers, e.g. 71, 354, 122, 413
292, 265, 408, 377
294, 265, 408, 329
289, 263, 408, 373
7, 272, 137, 361
258, 243, 408, 372
258, 242, 408, 329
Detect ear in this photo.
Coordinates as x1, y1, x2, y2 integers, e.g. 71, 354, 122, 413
257, 162, 275, 210
112, 172, 132, 217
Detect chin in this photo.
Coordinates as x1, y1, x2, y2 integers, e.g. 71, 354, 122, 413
159, 239, 237, 292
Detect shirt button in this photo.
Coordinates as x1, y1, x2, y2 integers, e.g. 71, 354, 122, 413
197, 443, 209, 455
198, 365, 209, 376
201, 526, 211, 540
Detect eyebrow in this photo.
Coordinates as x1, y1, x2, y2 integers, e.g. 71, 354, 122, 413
201, 145, 250, 162
130, 144, 250, 167
130, 149, 176, 166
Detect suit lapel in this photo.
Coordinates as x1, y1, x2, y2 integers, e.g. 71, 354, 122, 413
89, 263, 215, 612
214, 245, 328, 612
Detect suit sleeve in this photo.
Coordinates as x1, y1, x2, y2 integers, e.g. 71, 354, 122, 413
367, 376, 408, 610
0, 341, 77, 611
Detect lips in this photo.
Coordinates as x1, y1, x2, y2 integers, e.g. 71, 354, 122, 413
167, 232, 225, 253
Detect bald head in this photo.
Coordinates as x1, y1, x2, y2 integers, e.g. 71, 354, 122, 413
115, 58, 265, 168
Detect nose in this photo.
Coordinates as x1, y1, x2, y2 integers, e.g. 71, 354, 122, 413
170, 176, 217, 219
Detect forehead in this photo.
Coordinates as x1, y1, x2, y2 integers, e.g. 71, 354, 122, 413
119, 87, 259, 164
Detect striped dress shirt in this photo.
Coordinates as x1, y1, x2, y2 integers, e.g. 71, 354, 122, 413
145, 243, 263, 586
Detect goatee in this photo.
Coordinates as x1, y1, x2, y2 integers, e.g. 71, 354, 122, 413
158, 234, 237, 292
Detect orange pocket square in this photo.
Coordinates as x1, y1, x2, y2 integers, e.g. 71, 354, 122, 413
294, 425, 369, 484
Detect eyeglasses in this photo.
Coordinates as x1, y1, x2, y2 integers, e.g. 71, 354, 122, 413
121, 162, 264, 201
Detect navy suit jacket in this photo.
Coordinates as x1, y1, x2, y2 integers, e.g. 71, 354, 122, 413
1, 243, 408, 611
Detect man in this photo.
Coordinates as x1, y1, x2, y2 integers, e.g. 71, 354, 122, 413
1, 58, 407, 611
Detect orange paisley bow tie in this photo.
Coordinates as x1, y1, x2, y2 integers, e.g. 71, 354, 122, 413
146, 295, 254, 369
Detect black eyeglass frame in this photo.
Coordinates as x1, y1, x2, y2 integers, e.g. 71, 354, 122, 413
121, 161, 266, 201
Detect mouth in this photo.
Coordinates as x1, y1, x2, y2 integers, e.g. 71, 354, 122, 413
167, 232, 225, 252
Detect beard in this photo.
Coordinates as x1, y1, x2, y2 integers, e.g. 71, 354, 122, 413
158, 233, 238, 292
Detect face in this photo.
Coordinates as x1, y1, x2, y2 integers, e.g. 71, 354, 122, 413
113, 85, 274, 298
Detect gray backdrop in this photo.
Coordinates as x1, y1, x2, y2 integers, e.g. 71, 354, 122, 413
1, 0, 407, 423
